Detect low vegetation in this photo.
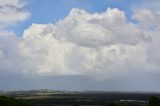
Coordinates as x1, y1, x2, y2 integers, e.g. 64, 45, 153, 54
0, 96, 34, 106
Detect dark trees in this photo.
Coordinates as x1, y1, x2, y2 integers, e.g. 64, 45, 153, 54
148, 96, 160, 106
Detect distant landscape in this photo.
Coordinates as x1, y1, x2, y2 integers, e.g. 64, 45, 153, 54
1, 90, 160, 106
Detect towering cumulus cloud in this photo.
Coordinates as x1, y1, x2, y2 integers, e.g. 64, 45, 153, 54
0, 5, 160, 80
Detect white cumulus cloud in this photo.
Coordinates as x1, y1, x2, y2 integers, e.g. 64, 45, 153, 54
0, 7, 160, 80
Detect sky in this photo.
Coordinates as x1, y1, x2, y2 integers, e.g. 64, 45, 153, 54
0, 0, 160, 91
